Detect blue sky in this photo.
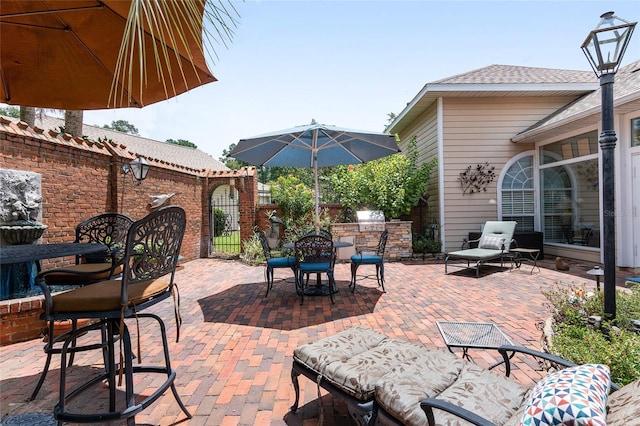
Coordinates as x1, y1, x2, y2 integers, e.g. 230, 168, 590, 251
78, 1, 640, 159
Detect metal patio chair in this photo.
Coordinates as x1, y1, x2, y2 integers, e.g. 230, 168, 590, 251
349, 229, 388, 293
257, 232, 296, 297
31, 212, 133, 400
445, 221, 517, 278
294, 234, 336, 305
38, 206, 191, 425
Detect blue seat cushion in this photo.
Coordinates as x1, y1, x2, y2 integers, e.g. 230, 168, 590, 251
351, 254, 382, 265
268, 257, 296, 268
299, 261, 331, 272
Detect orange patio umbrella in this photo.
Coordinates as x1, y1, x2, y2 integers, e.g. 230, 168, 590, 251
0, 0, 229, 110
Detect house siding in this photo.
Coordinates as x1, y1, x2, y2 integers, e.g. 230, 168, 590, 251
440, 96, 578, 251
398, 103, 440, 232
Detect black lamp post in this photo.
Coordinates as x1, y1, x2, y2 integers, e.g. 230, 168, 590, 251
581, 11, 636, 319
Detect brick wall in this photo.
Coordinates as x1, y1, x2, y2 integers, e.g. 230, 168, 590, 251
0, 121, 259, 345
0, 295, 46, 346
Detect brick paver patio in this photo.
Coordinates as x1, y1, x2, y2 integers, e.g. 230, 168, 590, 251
0, 257, 626, 425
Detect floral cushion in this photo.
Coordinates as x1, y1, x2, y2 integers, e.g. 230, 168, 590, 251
373, 349, 465, 425
479, 235, 505, 250
293, 326, 388, 377
320, 339, 446, 401
434, 362, 530, 426
520, 364, 610, 426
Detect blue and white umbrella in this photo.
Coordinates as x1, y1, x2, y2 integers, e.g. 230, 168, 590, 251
229, 119, 400, 222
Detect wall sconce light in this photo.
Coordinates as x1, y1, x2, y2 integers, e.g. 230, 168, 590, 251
122, 156, 151, 186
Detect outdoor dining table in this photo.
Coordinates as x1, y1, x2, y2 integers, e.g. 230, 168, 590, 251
282, 240, 353, 296
282, 240, 354, 251
0, 242, 109, 300
0, 242, 109, 265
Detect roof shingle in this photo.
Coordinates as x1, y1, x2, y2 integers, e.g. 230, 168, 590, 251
432, 64, 596, 85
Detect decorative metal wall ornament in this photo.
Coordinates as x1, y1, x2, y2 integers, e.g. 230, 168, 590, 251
458, 162, 496, 195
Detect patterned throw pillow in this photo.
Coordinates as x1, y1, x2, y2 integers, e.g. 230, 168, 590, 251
479, 235, 504, 250
520, 364, 610, 426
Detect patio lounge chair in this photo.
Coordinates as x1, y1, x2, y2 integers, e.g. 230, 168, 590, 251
290, 326, 639, 426
445, 221, 516, 277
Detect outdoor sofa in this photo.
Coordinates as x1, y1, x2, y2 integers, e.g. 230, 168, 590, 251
290, 326, 640, 426
445, 221, 517, 278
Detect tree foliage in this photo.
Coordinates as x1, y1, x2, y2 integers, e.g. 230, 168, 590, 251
166, 138, 197, 149
103, 120, 139, 135
0, 106, 20, 118
220, 143, 250, 170
330, 135, 436, 218
270, 175, 314, 224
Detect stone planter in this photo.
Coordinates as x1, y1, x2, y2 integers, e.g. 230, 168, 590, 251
538, 317, 557, 372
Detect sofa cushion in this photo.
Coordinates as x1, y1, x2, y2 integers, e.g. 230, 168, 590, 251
319, 339, 457, 401
373, 348, 464, 425
293, 326, 388, 377
520, 364, 610, 426
604, 379, 640, 426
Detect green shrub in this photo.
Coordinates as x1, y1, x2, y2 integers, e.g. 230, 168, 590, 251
212, 208, 227, 237
240, 233, 264, 266
269, 175, 314, 224
329, 135, 436, 219
412, 234, 442, 255
542, 283, 640, 385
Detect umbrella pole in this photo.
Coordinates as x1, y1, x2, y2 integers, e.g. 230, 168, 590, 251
312, 129, 320, 232
313, 154, 320, 232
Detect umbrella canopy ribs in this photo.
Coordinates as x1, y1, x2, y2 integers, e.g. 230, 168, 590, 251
229, 119, 400, 223
0, 0, 222, 110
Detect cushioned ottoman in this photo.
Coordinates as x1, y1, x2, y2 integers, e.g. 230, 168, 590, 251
291, 326, 465, 424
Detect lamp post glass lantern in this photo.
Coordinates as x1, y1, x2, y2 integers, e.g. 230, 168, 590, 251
581, 11, 636, 320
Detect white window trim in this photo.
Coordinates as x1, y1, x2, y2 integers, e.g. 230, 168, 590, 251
497, 150, 537, 230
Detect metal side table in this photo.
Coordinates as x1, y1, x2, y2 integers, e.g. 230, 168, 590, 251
436, 321, 514, 369
510, 247, 541, 274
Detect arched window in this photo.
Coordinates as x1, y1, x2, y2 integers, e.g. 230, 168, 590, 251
500, 155, 534, 232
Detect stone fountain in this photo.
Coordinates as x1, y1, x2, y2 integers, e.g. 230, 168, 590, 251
0, 169, 47, 300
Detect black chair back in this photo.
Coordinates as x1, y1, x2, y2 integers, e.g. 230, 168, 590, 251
120, 206, 186, 306
295, 235, 334, 264
257, 232, 273, 259
376, 230, 389, 256
75, 213, 133, 264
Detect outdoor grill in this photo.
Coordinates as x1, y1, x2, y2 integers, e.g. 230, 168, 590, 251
356, 210, 385, 232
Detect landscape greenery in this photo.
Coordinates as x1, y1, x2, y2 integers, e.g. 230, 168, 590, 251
542, 282, 640, 385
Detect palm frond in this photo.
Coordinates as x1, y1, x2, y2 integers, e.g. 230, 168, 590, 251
110, 0, 239, 107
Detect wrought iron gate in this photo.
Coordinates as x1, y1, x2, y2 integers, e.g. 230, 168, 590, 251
210, 185, 240, 256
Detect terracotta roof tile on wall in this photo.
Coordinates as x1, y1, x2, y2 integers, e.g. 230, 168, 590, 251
35, 115, 229, 172
432, 64, 596, 85
0, 116, 112, 156
202, 166, 257, 178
